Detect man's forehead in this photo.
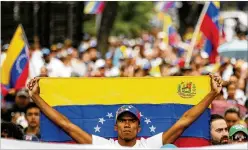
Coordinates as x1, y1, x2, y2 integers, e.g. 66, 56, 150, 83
212, 119, 227, 129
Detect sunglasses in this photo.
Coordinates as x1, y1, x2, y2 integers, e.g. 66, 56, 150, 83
232, 134, 248, 142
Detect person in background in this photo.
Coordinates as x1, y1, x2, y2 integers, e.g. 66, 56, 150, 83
1, 44, 8, 66
229, 124, 248, 143
226, 83, 238, 104
1, 121, 24, 140
39, 66, 48, 77
41, 48, 67, 77
24, 102, 40, 140
29, 41, 44, 78
2, 88, 30, 128
210, 114, 229, 145
224, 107, 241, 130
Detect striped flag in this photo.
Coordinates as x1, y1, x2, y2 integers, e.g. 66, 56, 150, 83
1, 25, 29, 91
40, 77, 211, 147
84, 1, 105, 14
163, 14, 180, 47
200, 2, 220, 63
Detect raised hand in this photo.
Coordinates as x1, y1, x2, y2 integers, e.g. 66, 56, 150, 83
209, 73, 223, 94
27, 78, 40, 97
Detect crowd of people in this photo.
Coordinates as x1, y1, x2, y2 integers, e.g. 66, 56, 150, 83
1, 23, 248, 146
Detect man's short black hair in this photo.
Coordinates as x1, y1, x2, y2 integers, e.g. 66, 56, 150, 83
224, 107, 241, 118
211, 114, 225, 124
25, 102, 40, 114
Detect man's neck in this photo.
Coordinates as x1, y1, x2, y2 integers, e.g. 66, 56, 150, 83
117, 137, 137, 147
26, 127, 39, 135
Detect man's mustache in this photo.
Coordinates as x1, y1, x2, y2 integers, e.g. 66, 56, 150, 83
220, 136, 229, 142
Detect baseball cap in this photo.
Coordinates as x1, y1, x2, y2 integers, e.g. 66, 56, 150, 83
41, 48, 51, 56
95, 59, 105, 69
229, 124, 248, 137
2, 44, 9, 51
16, 88, 29, 98
115, 105, 141, 122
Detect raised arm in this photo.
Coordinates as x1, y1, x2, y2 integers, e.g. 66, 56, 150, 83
27, 78, 92, 144
162, 74, 223, 145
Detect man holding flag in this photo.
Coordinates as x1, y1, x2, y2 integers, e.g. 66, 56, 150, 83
27, 73, 223, 148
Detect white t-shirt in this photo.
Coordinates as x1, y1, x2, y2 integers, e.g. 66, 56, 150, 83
92, 132, 163, 148
46, 58, 70, 77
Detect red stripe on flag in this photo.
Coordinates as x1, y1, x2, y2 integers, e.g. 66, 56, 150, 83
200, 15, 219, 63
174, 137, 210, 147
1, 84, 9, 96
15, 62, 29, 90
96, 2, 105, 14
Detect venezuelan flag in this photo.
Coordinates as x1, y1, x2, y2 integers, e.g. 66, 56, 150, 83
200, 2, 220, 63
84, 1, 105, 14
1, 25, 29, 90
40, 77, 211, 147
163, 14, 180, 47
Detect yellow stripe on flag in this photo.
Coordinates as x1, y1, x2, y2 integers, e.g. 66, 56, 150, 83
163, 14, 172, 44
213, 1, 220, 8
39, 76, 211, 107
1, 25, 25, 85
84, 1, 96, 14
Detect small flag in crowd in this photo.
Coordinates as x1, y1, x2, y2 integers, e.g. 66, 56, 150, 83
155, 1, 176, 12
84, 1, 105, 14
200, 2, 220, 63
163, 14, 180, 47
1, 25, 29, 91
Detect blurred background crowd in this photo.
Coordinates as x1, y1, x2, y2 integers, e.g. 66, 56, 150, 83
1, 1, 248, 146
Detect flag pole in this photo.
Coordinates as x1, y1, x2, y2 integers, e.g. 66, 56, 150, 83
184, 2, 210, 67
19, 24, 30, 48
19, 24, 34, 82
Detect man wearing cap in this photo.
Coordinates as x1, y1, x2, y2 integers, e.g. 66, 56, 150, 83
41, 48, 68, 77
2, 88, 30, 125
27, 74, 223, 148
229, 124, 248, 143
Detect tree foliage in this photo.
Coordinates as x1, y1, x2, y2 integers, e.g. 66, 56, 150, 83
84, 2, 154, 38
112, 1, 154, 37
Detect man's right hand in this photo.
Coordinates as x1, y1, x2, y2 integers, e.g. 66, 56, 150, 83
27, 78, 40, 97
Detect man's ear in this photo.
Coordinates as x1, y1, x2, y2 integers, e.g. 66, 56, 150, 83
138, 125, 141, 133
114, 124, 118, 131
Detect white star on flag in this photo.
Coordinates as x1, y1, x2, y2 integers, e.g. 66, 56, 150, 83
144, 118, 151, 124
149, 125, 156, 132
99, 118, 105, 124
139, 112, 143, 117
94, 125, 101, 132
106, 112, 113, 118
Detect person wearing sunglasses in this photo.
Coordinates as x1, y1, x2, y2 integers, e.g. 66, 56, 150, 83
229, 124, 248, 143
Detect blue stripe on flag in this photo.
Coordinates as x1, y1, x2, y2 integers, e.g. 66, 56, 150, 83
40, 104, 210, 142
